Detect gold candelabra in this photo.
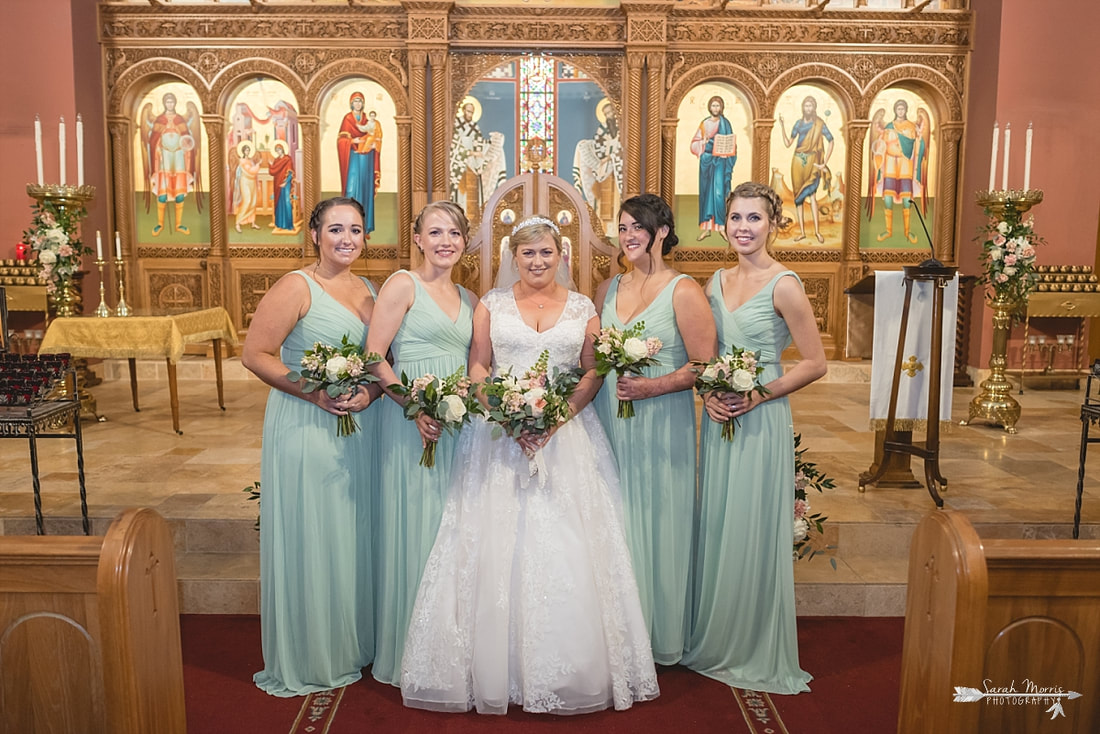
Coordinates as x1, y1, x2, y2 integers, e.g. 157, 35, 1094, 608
26, 183, 96, 319
961, 188, 1044, 434
94, 259, 112, 317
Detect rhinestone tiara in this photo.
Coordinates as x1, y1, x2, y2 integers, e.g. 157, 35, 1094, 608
511, 215, 559, 236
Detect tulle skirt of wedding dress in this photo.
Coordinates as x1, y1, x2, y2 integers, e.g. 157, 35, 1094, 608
400, 410, 660, 715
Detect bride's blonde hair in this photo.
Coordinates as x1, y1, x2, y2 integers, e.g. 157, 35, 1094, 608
508, 215, 562, 255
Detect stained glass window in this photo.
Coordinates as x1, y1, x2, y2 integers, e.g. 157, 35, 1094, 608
518, 55, 556, 172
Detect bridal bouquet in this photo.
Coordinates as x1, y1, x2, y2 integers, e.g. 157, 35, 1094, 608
793, 432, 836, 565
693, 346, 770, 441
593, 322, 662, 418
287, 335, 382, 437
389, 366, 483, 468
482, 350, 581, 445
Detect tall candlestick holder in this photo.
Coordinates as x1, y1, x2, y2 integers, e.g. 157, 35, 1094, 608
94, 259, 112, 317
114, 258, 132, 317
961, 188, 1044, 434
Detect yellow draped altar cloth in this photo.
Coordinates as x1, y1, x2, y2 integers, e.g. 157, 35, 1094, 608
39, 307, 238, 363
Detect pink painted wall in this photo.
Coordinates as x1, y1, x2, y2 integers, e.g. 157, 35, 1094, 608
1, 0, 106, 315
961, 0, 1100, 367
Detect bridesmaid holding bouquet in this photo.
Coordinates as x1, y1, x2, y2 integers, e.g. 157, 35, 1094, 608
593, 193, 715, 665
366, 201, 475, 686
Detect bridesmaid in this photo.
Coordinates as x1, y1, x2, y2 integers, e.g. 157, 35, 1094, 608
366, 201, 475, 686
593, 193, 715, 665
683, 182, 826, 694
244, 197, 379, 696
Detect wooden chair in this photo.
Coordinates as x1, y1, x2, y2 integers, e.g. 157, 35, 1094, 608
0, 508, 186, 733
899, 510, 1100, 732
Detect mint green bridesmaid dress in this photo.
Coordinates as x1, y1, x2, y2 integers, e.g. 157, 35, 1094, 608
254, 272, 378, 696
372, 271, 473, 686
595, 273, 695, 666
683, 269, 812, 695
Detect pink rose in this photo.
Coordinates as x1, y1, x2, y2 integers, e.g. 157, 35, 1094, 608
58, 244, 74, 257
1003, 254, 1017, 266
993, 234, 1006, 246
794, 498, 809, 519
645, 337, 662, 357
996, 273, 1009, 283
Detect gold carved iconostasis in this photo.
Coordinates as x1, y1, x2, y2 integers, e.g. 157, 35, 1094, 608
99, 0, 969, 358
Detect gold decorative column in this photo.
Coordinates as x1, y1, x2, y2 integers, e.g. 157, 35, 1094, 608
408, 48, 429, 218
751, 119, 774, 185
961, 189, 1044, 434
660, 118, 678, 205
645, 51, 664, 195
936, 123, 964, 264
843, 120, 871, 263
623, 52, 645, 200
429, 49, 449, 202
396, 117, 413, 263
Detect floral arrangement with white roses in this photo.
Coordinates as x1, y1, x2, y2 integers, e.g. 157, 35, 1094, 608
692, 346, 770, 441
390, 366, 483, 468
482, 349, 581, 448
22, 200, 91, 296
976, 206, 1044, 305
792, 432, 836, 565
286, 335, 382, 437
593, 321, 662, 418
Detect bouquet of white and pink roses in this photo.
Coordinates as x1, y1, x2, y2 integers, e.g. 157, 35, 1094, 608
593, 321, 662, 418
482, 350, 581, 445
389, 366, 483, 468
693, 346, 770, 441
287, 335, 382, 437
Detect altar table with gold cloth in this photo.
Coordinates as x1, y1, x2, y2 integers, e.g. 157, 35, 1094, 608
38, 308, 239, 435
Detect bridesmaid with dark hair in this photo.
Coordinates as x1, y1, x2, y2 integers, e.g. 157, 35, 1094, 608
366, 200, 476, 686
243, 196, 379, 696
593, 193, 715, 665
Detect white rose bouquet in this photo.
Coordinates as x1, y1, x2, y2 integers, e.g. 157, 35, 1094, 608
482, 349, 581, 448
389, 366, 483, 468
593, 321, 662, 418
692, 345, 770, 441
287, 335, 383, 437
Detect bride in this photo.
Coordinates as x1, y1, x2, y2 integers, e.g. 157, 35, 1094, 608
400, 215, 659, 715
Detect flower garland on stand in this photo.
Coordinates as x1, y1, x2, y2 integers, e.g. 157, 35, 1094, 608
974, 203, 1043, 307
793, 432, 837, 566
22, 198, 92, 316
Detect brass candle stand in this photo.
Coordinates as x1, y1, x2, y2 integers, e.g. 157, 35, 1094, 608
94, 259, 112, 317
26, 183, 96, 319
114, 258, 132, 317
961, 188, 1044, 434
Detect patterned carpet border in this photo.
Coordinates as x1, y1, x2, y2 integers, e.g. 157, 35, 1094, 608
290, 686, 345, 734
732, 687, 790, 734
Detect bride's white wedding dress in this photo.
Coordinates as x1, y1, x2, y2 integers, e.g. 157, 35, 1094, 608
400, 287, 659, 715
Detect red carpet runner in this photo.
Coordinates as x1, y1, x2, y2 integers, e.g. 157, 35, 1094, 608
181, 616, 902, 733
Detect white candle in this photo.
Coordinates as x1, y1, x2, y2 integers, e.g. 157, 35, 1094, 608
1001, 123, 1011, 190
1023, 122, 1033, 191
76, 114, 84, 186
58, 116, 66, 185
988, 121, 999, 191
115, 231, 121, 259
34, 115, 44, 185
96, 231, 103, 260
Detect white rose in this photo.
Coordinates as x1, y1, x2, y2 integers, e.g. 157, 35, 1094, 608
1002, 266, 1017, 276
439, 394, 467, 423
523, 387, 547, 407
990, 248, 1003, 261
729, 368, 755, 392
702, 364, 719, 380
793, 517, 809, 543
996, 221, 1010, 235
324, 355, 348, 381
37, 250, 57, 265
622, 337, 648, 361
596, 341, 613, 355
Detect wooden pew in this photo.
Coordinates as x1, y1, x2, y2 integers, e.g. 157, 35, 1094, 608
0, 508, 186, 733
899, 510, 1100, 733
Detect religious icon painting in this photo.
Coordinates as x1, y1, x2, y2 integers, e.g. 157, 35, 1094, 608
769, 84, 848, 248
556, 63, 621, 238
224, 78, 302, 244
451, 63, 517, 229
861, 88, 936, 250
675, 82, 754, 246
132, 82, 209, 245
320, 78, 398, 244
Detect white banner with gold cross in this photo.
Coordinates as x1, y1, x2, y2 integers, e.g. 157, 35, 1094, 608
869, 270, 959, 431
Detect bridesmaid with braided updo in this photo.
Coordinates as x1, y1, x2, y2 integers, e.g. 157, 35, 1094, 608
683, 182, 826, 694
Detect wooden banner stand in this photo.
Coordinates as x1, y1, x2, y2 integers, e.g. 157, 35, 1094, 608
859, 261, 958, 507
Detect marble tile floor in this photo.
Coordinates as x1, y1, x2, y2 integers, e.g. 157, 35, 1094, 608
1, 356, 1097, 615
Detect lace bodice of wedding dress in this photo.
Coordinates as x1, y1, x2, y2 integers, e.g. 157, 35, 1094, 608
481, 287, 595, 376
